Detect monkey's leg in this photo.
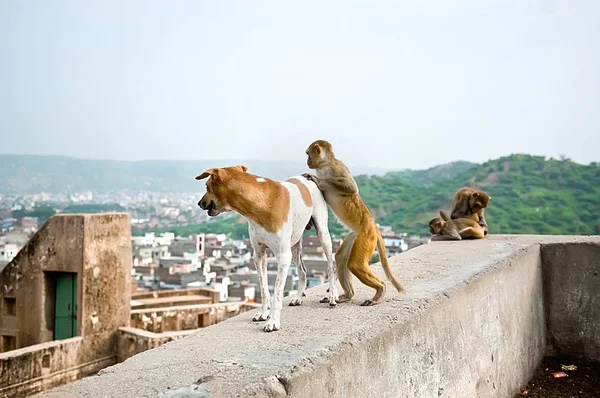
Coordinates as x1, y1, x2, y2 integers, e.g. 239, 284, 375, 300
320, 232, 356, 304
460, 226, 485, 240
346, 228, 385, 306
431, 231, 461, 241
289, 242, 306, 306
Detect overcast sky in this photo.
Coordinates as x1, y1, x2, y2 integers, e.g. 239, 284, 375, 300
0, 0, 598, 170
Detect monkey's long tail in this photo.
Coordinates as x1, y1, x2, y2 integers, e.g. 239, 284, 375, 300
376, 234, 405, 293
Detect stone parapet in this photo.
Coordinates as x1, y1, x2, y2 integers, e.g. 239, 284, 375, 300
41, 235, 600, 398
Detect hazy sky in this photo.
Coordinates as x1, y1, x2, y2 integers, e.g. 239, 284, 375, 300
1, 0, 598, 170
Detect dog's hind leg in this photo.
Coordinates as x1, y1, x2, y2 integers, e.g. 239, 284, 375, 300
289, 241, 306, 306
313, 207, 339, 306
264, 245, 292, 332
251, 243, 271, 322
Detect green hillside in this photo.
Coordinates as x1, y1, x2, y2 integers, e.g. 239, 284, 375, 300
157, 155, 600, 238
363, 154, 600, 236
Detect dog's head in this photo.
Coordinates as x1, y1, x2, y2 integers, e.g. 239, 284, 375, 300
195, 165, 248, 217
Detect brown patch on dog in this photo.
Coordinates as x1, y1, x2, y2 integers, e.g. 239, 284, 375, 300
286, 178, 313, 207
196, 166, 290, 233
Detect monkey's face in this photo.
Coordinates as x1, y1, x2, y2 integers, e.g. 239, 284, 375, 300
470, 191, 491, 212
428, 218, 444, 234
306, 140, 332, 169
195, 165, 248, 217
306, 144, 322, 169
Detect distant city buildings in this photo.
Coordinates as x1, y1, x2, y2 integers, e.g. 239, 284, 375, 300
0, 190, 429, 301
129, 225, 427, 302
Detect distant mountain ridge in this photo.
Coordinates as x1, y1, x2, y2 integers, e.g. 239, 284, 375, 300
0, 154, 400, 194
152, 154, 600, 237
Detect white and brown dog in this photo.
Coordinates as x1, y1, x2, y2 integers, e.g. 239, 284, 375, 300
195, 165, 338, 332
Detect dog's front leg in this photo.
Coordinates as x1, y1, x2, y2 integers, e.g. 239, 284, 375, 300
264, 247, 292, 332
252, 247, 271, 322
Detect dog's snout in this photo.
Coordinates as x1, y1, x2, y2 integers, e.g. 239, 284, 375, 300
198, 199, 207, 209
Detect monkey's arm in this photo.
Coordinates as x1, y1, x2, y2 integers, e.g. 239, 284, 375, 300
318, 177, 358, 194
477, 210, 489, 236
477, 210, 488, 226
302, 173, 358, 195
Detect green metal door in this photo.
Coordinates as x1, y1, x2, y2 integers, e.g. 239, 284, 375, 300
54, 273, 77, 340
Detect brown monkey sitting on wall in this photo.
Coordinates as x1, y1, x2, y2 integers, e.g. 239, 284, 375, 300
429, 210, 485, 241
302, 140, 405, 306
450, 187, 491, 235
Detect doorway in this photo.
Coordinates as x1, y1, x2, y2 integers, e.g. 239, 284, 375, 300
45, 272, 78, 340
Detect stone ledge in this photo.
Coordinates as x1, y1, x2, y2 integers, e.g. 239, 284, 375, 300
41, 235, 600, 398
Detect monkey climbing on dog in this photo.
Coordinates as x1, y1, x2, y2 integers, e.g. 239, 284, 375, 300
429, 210, 485, 241
302, 140, 405, 306
450, 187, 491, 235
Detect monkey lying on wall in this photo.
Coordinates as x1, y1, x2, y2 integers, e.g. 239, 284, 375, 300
429, 210, 485, 241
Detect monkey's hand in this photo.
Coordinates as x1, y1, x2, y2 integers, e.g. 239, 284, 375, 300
302, 173, 320, 186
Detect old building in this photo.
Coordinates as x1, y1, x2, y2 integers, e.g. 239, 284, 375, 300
0, 213, 132, 396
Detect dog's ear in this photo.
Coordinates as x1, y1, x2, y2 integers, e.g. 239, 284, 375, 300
233, 165, 248, 173
195, 168, 218, 180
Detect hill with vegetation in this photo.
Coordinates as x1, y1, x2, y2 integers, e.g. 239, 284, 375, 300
154, 155, 600, 238
0, 154, 397, 194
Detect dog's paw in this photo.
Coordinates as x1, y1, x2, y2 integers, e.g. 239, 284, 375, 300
263, 319, 280, 332
319, 297, 330, 304
328, 285, 339, 306
328, 294, 339, 307
252, 310, 270, 322
288, 297, 303, 306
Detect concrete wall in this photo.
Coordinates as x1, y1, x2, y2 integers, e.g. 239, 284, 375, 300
39, 236, 600, 398
0, 337, 114, 397
542, 241, 600, 361
130, 302, 260, 332
132, 287, 221, 302
0, 213, 132, 396
79, 213, 132, 362
116, 327, 196, 362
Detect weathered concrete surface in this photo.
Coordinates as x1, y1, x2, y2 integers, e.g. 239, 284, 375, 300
117, 327, 197, 363
542, 241, 600, 361
41, 235, 600, 398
